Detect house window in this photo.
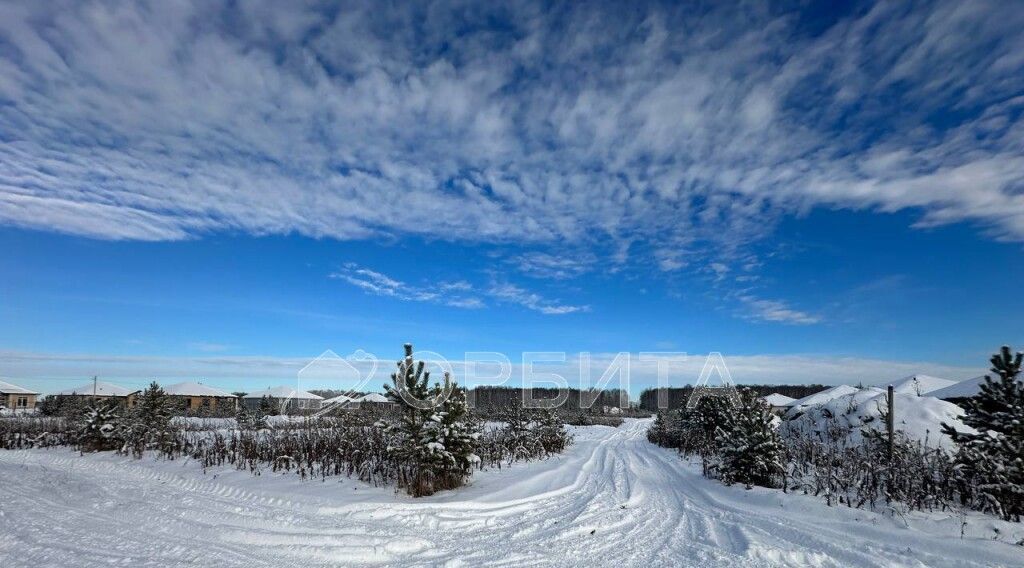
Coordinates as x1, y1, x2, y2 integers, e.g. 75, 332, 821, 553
17, 397, 28, 408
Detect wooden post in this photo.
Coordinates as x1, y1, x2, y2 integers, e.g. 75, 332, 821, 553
886, 385, 895, 462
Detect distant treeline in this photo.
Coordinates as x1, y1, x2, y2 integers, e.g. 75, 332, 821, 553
467, 386, 629, 411
638, 384, 827, 411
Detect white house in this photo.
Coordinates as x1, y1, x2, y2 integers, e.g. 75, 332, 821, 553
322, 392, 397, 411
359, 393, 390, 404
321, 394, 356, 409
241, 386, 323, 413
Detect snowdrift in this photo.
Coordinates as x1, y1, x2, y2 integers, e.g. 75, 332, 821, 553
929, 375, 988, 399
784, 384, 860, 417
783, 388, 975, 450
881, 374, 957, 396
763, 393, 795, 407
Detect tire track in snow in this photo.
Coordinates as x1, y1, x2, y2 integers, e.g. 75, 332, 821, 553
2, 419, 1021, 567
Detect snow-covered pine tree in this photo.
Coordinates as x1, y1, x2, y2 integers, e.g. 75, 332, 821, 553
678, 396, 732, 458
715, 389, 784, 488
236, 404, 269, 431
536, 407, 570, 455
78, 399, 123, 452
259, 395, 280, 416
135, 382, 174, 430
647, 412, 668, 445
942, 345, 1024, 521
38, 394, 86, 417
123, 381, 177, 456
421, 374, 481, 491
499, 397, 538, 462
664, 409, 688, 450
384, 343, 439, 496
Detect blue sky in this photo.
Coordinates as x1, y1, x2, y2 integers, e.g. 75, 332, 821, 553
1, 1, 1022, 395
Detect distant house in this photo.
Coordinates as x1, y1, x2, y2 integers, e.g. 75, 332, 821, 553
53, 381, 141, 407
354, 392, 398, 411
321, 394, 356, 410
0, 379, 39, 413
323, 392, 397, 411
163, 382, 237, 412
762, 393, 796, 414
241, 386, 323, 414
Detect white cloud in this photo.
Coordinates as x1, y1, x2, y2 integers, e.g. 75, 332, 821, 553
332, 263, 586, 315
0, 0, 1021, 269
330, 263, 484, 309
708, 262, 730, 281
487, 283, 589, 315
739, 295, 821, 325
510, 252, 595, 280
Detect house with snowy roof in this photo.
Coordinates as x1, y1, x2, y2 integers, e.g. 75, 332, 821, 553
322, 392, 397, 411
241, 386, 323, 414
163, 381, 237, 412
0, 379, 39, 413
53, 381, 142, 407
320, 394, 358, 411
354, 392, 399, 412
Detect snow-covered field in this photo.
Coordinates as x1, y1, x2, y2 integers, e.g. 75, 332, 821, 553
1, 418, 1021, 567
785, 387, 975, 449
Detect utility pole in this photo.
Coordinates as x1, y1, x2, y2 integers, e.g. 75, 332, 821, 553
92, 375, 98, 403
886, 385, 895, 462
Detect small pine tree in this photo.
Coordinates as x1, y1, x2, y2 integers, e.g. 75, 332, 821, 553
499, 397, 538, 461
39, 394, 86, 417
536, 408, 570, 455
123, 382, 177, 456
259, 395, 280, 416
78, 399, 123, 452
135, 382, 174, 431
384, 343, 441, 496
647, 412, 668, 445
679, 396, 732, 458
942, 346, 1024, 521
664, 409, 687, 450
237, 404, 269, 431
421, 375, 481, 490
715, 390, 784, 488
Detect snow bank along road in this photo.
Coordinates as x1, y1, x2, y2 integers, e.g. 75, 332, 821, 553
1, 419, 1021, 567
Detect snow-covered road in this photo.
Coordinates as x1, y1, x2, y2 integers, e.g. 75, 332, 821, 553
1, 419, 1021, 567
